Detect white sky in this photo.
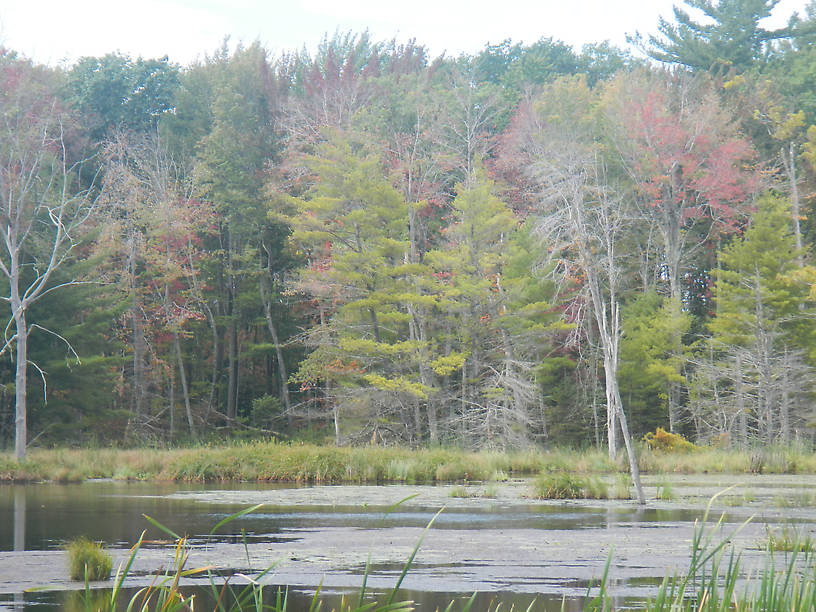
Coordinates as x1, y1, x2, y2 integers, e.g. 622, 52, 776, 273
0, 0, 811, 67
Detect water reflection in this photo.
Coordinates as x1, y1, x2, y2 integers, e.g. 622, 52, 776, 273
14, 486, 25, 552
12, 487, 25, 612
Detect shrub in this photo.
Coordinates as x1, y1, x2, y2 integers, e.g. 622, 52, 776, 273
66, 537, 112, 581
643, 427, 698, 453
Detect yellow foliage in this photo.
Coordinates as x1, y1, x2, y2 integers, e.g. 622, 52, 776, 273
429, 352, 468, 376
643, 427, 698, 453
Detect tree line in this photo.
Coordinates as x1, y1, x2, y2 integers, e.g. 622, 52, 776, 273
3, 0, 816, 460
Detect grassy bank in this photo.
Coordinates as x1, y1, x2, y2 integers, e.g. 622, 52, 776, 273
1, 441, 815, 483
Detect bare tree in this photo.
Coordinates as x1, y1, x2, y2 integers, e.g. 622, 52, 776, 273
688, 340, 814, 446
532, 150, 645, 504
514, 77, 645, 503
0, 59, 98, 460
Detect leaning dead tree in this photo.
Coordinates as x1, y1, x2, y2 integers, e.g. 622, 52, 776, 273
0, 61, 98, 460
532, 150, 646, 504
513, 79, 645, 503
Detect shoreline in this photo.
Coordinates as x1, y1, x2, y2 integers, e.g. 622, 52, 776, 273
2, 442, 816, 484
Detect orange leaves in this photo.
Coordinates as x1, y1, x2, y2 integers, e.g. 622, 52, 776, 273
326, 358, 363, 374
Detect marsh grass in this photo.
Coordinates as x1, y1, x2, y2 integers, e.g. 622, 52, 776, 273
586, 488, 816, 611
449, 484, 499, 499
66, 537, 112, 581
655, 478, 675, 501
763, 525, 815, 553
0, 443, 607, 483
4, 443, 816, 484
533, 472, 608, 500
611, 473, 631, 500
449, 485, 470, 498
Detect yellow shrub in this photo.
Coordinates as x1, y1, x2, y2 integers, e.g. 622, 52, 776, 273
644, 427, 698, 453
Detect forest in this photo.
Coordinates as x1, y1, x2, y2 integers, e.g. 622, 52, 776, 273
2, 0, 816, 461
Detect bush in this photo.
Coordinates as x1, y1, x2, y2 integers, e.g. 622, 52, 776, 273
643, 427, 698, 453
66, 537, 112, 581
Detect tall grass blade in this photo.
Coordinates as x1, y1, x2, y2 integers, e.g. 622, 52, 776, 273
141, 515, 181, 541
110, 531, 146, 610
386, 506, 444, 605
209, 503, 264, 535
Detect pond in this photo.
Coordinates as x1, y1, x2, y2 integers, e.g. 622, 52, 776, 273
1, 475, 815, 610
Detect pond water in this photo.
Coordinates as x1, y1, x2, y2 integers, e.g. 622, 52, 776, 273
1, 475, 815, 610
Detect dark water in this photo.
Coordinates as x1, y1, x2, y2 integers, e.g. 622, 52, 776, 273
0, 481, 773, 552
0, 481, 298, 551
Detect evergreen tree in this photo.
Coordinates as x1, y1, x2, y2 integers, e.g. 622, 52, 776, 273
707, 195, 814, 442
634, 0, 816, 73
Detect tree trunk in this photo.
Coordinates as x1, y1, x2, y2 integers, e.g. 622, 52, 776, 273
780, 351, 791, 443
204, 304, 219, 423
226, 228, 238, 421
736, 352, 747, 447
169, 368, 175, 440
132, 307, 147, 422
782, 143, 804, 268
227, 318, 238, 420
262, 290, 292, 419
175, 332, 196, 439
612, 375, 647, 505
13, 309, 27, 461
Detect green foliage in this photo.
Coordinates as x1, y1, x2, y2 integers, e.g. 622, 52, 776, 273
655, 477, 676, 501
65, 537, 112, 581
66, 53, 180, 140
711, 194, 809, 348
619, 293, 691, 434
635, 0, 816, 73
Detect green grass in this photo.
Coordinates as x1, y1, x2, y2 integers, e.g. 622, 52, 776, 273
589, 489, 816, 611
449, 484, 499, 499
532, 472, 608, 500
655, 477, 675, 501
65, 537, 112, 581
611, 473, 631, 500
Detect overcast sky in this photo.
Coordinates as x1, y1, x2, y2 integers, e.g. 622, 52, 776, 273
0, 0, 811, 67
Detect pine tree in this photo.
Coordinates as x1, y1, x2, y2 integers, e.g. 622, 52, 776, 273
707, 195, 814, 442
635, 0, 815, 74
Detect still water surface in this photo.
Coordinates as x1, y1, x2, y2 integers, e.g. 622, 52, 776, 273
1, 477, 813, 610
